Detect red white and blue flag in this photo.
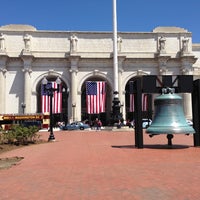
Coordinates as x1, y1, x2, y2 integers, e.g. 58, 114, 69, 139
86, 81, 106, 114
129, 81, 148, 112
129, 93, 148, 112
41, 82, 62, 113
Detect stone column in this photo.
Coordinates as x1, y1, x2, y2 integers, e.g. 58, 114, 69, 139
118, 56, 125, 119
0, 33, 6, 52
181, 56, 197, 119
21, 56, 33, 113
69, 56, 79, 122
182, 69, 192, 119
0, 56, 7, 113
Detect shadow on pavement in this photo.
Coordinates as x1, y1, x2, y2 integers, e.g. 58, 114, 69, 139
111, 144, 191, 149
111, 145, 135, 149
144, 144, 191, 149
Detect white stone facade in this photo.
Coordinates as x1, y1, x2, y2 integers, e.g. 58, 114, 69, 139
0, 24, 199, 123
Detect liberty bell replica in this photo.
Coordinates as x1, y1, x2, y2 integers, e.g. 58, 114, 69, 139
146, 87, 195, 145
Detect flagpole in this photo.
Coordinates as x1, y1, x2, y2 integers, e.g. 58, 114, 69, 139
112, 0, 122, 124
113, 0, 118, 96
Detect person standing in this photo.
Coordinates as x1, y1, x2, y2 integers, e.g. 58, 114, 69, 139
98, 120, 102, 131
94, 118, 99, 131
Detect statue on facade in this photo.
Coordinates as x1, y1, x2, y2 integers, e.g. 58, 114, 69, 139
23, 34, 31, 51
182, 38, 189, 54
159, 36, 166, 53
0, 33, 5, 51
70, 34, 78, 53
117, 36, 122, 52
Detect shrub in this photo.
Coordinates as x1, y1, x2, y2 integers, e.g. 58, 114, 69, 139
0, 125, 40, 145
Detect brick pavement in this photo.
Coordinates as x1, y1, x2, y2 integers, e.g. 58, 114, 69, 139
0, 129, 199, 200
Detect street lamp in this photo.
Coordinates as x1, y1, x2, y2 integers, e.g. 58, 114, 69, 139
42, 76, 61, 142
21, 102, 26, 114
112, 91, 122, 124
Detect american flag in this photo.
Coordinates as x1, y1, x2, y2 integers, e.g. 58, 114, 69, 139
41, 82, 62, 113
129, 81, 148, 112
86, 81, 106, 114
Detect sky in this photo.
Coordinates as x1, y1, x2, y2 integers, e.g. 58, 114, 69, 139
1, 0, 200, 43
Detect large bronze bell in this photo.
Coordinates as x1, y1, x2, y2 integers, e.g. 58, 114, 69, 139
146, 87, 195, 145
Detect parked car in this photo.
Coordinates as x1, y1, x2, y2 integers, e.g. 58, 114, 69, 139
142, 118, 152, 129
60, 121, 90, 130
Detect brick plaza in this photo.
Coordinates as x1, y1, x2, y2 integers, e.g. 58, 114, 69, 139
0, 130, 199, 200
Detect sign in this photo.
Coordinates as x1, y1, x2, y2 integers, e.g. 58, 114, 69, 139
1, 114, 43, 121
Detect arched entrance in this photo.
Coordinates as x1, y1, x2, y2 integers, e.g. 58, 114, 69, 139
81, 77, 112, 126
36, 76, 69, 126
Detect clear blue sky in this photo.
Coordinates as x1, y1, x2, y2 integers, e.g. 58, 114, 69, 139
1, 0, 200, 43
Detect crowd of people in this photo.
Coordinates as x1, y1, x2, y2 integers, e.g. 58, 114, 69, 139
57, 118, 135, 131
93, 118, 102, 131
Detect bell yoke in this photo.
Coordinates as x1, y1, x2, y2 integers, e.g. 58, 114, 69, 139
132, 75, 200, 148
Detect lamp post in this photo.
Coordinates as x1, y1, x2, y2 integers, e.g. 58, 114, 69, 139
42, 76, 61, 142
21, 102, 26, 114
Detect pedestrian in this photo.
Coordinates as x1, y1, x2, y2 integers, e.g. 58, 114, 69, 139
94, 118, 99, 131
98, 120, 102, 131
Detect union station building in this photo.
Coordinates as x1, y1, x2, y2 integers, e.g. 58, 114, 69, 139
0, 24, 200, 125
